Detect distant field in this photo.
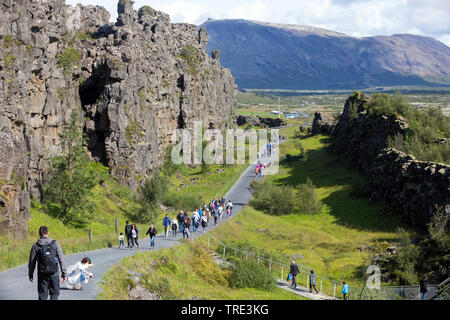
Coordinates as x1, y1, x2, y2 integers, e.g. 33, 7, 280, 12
237, 90, 450, 117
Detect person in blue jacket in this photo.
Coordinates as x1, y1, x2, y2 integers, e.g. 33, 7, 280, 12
163, 214, 171, 238
342, 281, 349, 300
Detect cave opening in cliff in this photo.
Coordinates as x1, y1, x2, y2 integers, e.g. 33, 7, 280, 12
79, 64, 111, 167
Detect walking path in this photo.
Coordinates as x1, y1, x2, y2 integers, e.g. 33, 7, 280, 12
276, 280, 337, 300
0, 143, 276, 300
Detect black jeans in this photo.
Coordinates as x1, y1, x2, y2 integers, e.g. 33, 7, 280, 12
38, 273, 60, 300
127, 235, 133, 247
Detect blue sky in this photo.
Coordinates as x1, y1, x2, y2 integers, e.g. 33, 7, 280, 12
66, 0, 450, 46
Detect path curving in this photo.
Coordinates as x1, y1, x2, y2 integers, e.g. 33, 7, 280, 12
0, 144, 277, 300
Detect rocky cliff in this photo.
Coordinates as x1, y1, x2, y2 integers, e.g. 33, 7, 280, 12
327, 94, 449, 229
0, 0, 236, 238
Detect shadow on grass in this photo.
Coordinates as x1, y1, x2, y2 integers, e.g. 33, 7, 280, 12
273, 146, 403, 233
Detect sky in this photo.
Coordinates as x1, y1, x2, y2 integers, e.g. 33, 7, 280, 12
66, 0, 450, 46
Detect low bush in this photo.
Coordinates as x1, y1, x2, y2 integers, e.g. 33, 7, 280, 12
229, 258, 276, 291
250, 180, 296, 215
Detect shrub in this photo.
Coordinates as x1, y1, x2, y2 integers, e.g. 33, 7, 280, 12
163, 192, 202, 211
229, 258, 276, 291
179, 45, 200, 73
296, 178, 323, 215
136, 171, 168, 222
250, 180, 296, 215
57, 47, 81, 75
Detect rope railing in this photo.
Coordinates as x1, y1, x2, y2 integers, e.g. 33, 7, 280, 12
197, 233, 441, 300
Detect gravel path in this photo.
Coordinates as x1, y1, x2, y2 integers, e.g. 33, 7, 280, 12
0, 143, 277, 300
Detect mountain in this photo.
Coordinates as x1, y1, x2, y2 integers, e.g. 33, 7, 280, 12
200, 19, 450, 90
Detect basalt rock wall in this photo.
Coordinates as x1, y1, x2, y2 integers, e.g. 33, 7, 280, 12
329, 94, 449, 229
0, 0, 236, 238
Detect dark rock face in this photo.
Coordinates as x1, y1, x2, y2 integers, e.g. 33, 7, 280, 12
311, 112, 334, 135
201, 19, 450, 89
236, 115, 286, 128
0, 0, 236, 238
330, 94, 449, 229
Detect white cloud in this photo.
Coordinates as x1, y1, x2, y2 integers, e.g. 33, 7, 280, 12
64, 0, 450, 46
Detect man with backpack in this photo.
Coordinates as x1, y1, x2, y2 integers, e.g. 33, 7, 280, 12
289, 261, 299, 289
309, 269, 319, 294
177, 211, 184, 233
28, 226, 67, 300
124, 221, 133, 248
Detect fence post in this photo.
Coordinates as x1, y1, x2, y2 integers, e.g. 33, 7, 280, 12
208, 234, 210, 248
89, 229, 92, 242
223, 245, 226, 258
306, 274, 309, 289
234, 250, 236, 261
269, 262, 272, 271
115, 218, 118, 234
257, 257, 260, 264
281, 265, 284, 280
320, 279, 322, 293
334, 283, 336, 298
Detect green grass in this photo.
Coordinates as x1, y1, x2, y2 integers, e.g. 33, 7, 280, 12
98, 240, 307, 300
0, 159, 248, 272
208, 128, 414, 287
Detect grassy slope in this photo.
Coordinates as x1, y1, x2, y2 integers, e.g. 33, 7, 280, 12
0, 162, 248, 272
98, 240, 306, 300
209, 128, 414, 286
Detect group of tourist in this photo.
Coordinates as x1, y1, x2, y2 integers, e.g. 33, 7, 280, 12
120, 196, 234, 250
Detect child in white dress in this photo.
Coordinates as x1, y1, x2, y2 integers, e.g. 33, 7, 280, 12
66, 257, 94, 290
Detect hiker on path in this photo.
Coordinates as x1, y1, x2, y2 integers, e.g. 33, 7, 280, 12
177, 211, 184, 233
171, 217, 178, 237
309, 270, 319, 294
183, 214, 191, 239
65, 257, 94, 290
118, 233, 124, 248
201, 214, 208, 232
227, 200, 233, 215
28, 226, 67, 300
163, 214, 171, 238
342, 281, 349, 300
289, 261, 299, 289
420, 276, 428, 300
146, 224, 157, 249
125, 221, 133, 248
192, 210, 200, 233
131, 224, 139, 248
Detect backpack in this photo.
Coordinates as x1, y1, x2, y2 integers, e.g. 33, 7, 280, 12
37, 241, 59, 275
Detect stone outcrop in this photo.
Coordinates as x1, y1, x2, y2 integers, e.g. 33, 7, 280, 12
311, 112, 334, 135
0, 0, 236, 238
329, 93, 449, 229
236, 115, 286, 128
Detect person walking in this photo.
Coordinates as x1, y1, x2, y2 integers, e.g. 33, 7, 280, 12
192, 210, 200, 233
124, 221, 133, 248
309, 270, 319, 294
201, 214, 208, 232
163, 214, 171, 238
28, 226, 67, 300
420, 276, 428, 300
171, 217, 178, 237
183, 214, 191, 239
227, 200, 233, 215
289, 261, 300, 289
342, 281, 349, 300
118, 233, 125, 249
146, 224, 157, 249
177, 210, 184, 233
131, 224, 139, 248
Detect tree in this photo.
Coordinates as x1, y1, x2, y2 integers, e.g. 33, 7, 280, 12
136, 170, 168, 222
296, 178, 323, 215
43, 111, 98, 224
